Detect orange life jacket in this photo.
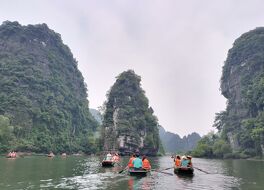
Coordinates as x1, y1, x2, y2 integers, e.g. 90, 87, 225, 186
175, 159, 181, 167
142, 159, 151, 170
128, 157, 135, 168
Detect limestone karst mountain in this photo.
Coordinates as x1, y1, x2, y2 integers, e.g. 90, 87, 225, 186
0, 21, 98, 153
218, 27, 264, 156
101, 70, 161, 155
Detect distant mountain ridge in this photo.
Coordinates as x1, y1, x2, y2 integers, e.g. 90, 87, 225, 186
159, 126, 201, 153
89, 108, 102, 124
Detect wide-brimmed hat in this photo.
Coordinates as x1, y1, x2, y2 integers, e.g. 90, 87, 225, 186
181, 156, 187, 160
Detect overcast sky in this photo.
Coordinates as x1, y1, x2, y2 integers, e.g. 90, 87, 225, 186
1, 0, 264, 136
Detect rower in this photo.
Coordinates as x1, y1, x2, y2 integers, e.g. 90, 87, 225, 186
187, 155, 192, 167
128, 154, 136, 168
174, 155, 181, 167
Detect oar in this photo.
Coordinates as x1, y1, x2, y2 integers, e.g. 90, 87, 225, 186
151, 167, 174, 176
154, 170, 173, 176
193, 166, 210, 174
118, 166, 128, 174
115, 162, 122, 167
160, 166, 174, 171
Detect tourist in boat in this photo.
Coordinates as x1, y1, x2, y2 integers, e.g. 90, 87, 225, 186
180, 156, 189, 167
48, 151, 55, 157
113, 153, 120, 162
142, 156, 151, 170
132, 154, 142, 170
61, 153, 67, 157
128, 154, 136, 168
8, 151, 17, 158
7, 152, 12, 158
174, 155, 181, 167
7, 151, 15, 158
187, 155, 192, 167
106, 152, 112, 161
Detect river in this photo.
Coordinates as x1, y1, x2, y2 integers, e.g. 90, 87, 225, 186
0, 155, 263, 190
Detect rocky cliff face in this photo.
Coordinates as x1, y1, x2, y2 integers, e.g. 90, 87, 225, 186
0, 21, 97, 153
219, 27, 264, 155
102, 70, 160, 155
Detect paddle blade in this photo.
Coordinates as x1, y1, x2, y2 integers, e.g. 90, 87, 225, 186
118, 170, 124, 174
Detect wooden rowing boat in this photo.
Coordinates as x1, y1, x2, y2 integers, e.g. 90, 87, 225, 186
101, 160, 115, 167
174, 166, 194, 175
128, 168, 149, 177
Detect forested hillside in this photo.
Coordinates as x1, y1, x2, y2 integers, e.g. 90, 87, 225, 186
193, 27, 264, 158
101, 70, 162, 155
0, 21, 98, 154
159, 126, 201, 153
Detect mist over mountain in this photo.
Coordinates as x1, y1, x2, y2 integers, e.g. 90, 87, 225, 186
159, 126, 201, 153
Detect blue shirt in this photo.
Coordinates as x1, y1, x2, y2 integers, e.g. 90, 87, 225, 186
181, 159, 189, 167
132, 157, 142, 168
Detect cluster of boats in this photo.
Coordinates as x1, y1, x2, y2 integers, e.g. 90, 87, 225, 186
101, 153, 194, 177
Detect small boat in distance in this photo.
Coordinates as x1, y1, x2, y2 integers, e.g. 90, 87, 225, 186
174, 166, 194, 175
101, 160, 115, 167
128, 168, 149, 177
6, 151, 17, 158
47, 152, 55, 157
101, 152, 120, 167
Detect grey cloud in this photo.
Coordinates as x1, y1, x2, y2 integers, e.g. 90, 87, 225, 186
1, 0, 264, 136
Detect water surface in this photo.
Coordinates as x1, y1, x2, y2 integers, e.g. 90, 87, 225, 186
0, 155, 263, 189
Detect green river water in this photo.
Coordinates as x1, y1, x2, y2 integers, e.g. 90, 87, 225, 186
0, 155, 263, 190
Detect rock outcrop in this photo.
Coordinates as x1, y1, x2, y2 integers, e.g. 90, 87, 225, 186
0, 21, 98, 153
102, 70, 160, 155
219, 27, 264, 155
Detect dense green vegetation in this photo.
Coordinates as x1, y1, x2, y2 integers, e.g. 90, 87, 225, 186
101, 70, 162, 155
0, 21, 98, 154
193, 27, 264, 158
159, 126, 201, 153
192, 132, 234, 158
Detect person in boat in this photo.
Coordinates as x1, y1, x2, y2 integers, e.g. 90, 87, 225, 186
9, 151, 16, 158
48, 151, 55, 157
142, 156, 151, 170
174, 155, 181, 167
181, 156, 189, 167
127, 154, 136, 168
113, 153, 120, 162
61, 153, 67, 157
132, 154, 143, 170
186, 155, 192, 167
7, 152, 12, 158
106, 152, 112, 161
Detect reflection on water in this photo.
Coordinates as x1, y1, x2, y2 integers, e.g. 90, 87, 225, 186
0, 156, 264, 189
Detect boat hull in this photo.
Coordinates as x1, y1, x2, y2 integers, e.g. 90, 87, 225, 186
174, 166, 194, 175
102, 160, 115, 167
128, 168, 149, 177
